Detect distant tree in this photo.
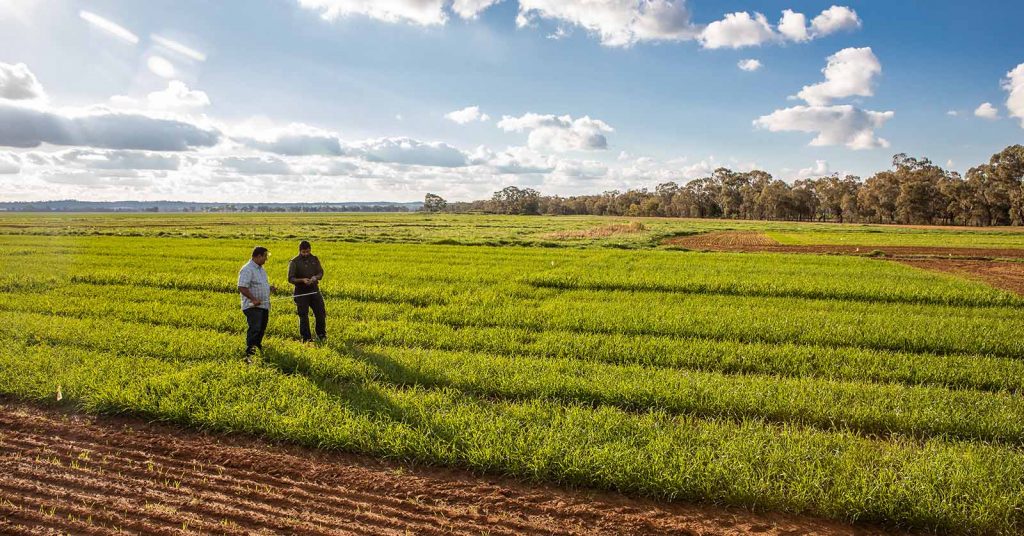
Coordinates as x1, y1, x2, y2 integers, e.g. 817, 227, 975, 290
491, 186, 541, 215
423, 193, 447, 213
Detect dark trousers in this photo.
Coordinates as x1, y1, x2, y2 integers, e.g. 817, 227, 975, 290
295, 292, 326, 341
243, 307, 269, 354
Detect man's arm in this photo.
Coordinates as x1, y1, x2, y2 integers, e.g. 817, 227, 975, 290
287, 259, 300, 285
238, 286, 261, 306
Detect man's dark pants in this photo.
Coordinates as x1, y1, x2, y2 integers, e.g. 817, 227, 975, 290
243, 307, 269, 355
295, 292, 326, 341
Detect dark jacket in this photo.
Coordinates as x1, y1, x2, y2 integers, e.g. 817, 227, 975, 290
288, 254, 324, 294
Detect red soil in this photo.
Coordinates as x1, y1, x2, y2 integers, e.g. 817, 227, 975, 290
665, 231, 1024, 259
0, 401, 899, 535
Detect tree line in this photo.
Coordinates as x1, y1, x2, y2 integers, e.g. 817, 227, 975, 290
427, 144, 1024, 226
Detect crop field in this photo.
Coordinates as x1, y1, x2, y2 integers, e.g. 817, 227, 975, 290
3, 213, 1024, 534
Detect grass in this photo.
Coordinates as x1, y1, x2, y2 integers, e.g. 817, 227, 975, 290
2, 213, 1024, 534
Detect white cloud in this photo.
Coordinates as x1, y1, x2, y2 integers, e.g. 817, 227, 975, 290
946, 159, 955, 169
0, 102, 220, 151
1004, 63, 1024, 128
0, 62, 45, 101
754, 104, 894, 150
352, 137, 469, 167
445, 105, 490, 124
947, 110, 959, 116
777, 10, 808, 42
470, 145, 555, 174
810, 5, 861, 37
450, 0, 503, 19
699, 11, 775, 49
974, 102, 999, 120
147, 56, 176, 79
297, 0, 445, 25
738, 59, 762, 72
797, 159, 830, 178
142, 81, 211, 111
497, 113, 613, 152
79, 10, 139, 44
516, 0, 698, 47
797, 47, 881, 106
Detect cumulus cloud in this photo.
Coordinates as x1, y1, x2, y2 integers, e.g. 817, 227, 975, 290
699, 11, 775, 49
0, 62, 45, 101
516, 0, 698, 47
470, 145, 555, 174
295, 0, 499, 25
450, 0, 503, 19
797, 159, 830, 178
810, 5, 861, 36
145, 81, 211, 111
974, 102, 999, 120
699, 5, 859, 49
797, 47, 881, 106
0, 102, 220, 151
445, 105, 490, 124
754, 105, 893, 150
1004, 63, 1024, 127
738, 59, 762, 72
352, 137, 469, 167
79, 10, 139, 44
497, 113, 614, 152
777, 10, 808, 42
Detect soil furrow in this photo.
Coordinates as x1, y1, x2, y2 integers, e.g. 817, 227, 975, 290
0, 401, 895, 535
0, 433, 522, 536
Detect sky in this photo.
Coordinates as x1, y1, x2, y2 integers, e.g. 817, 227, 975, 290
0, 0, 1022, 203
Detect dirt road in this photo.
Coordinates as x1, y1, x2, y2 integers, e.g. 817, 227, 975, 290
0, 401, 896, 535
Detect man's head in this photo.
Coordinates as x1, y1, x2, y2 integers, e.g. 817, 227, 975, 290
299, 240, 312, 257
252, 246, 269, 266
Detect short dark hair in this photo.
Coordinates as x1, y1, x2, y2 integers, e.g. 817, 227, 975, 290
299, 240, 311, 251
252, 246, 269, 258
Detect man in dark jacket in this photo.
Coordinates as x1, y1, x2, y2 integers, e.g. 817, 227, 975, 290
287, 240, 326, 342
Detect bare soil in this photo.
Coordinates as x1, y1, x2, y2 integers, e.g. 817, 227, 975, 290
665, 231, 1024, 259
897, 259, 1024, 296
0, 401, 898, 535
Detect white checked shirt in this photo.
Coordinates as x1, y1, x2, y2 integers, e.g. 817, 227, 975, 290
238, 259, 271, 311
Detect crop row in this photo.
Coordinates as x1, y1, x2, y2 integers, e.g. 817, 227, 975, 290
3, 283, 1024, 394
1, 338, 1023, 534
6, 307, 1024, 446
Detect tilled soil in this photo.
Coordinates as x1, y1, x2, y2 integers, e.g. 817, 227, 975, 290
665, 231, 1024, 259
0, 402, 897, 535
897, 259, 1024, 296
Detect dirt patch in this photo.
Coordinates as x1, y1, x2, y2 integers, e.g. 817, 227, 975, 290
0, 401, 898, 535
668, 231, 781, 249
544, 221, 646, 240
664, 231, 1024, 259
898, 259, 1024, 296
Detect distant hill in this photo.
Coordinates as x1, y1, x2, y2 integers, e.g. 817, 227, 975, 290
0, 200, 424, 213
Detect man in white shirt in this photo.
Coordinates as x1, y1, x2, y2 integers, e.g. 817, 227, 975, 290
237, 246, 276, 360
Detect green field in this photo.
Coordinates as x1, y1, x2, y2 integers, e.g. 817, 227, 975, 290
3, 213, 1024, 534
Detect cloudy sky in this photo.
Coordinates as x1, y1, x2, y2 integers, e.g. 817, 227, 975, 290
1, 0, 1022, 202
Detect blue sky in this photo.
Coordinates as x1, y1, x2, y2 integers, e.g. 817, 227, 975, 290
0, 0, 1021, 202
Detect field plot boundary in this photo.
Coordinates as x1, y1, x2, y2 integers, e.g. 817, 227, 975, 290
0, 401, 890, 536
